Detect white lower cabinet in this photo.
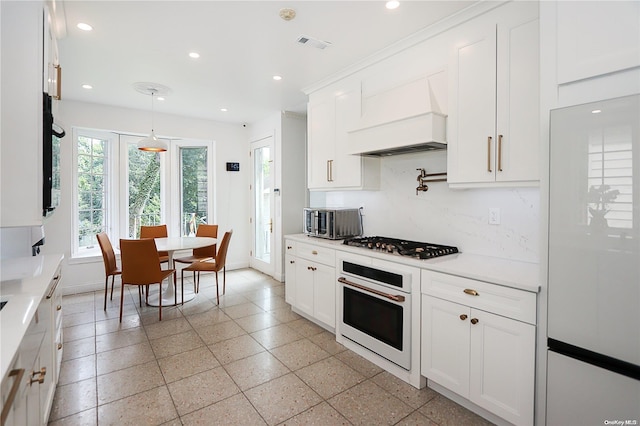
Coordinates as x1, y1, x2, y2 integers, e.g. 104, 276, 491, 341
2, 301, 50, 426
284, 239, 336, 330
1, 260, 62, 426
421, 271, 536, 426
295, 259, 335, 328
284, 253, 296, 305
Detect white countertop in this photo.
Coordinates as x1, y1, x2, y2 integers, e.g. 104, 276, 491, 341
285, 234, 539, 293
0, 254, 64, 381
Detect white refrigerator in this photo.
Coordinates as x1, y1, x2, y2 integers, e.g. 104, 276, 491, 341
547, 94, 640, 424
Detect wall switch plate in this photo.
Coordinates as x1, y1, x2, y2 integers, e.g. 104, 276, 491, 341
489, 208, 501, 225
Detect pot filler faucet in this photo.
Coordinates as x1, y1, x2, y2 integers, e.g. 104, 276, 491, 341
416, 168, 447, 195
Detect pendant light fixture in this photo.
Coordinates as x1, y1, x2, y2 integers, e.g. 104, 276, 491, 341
133, 82, 171, 152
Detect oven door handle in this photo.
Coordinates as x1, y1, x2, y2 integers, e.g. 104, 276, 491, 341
338, 277, 406, 302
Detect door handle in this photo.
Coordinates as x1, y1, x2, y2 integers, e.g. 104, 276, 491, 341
1, 368, 25, 425
487, 136, 492, 172
338, 277, 405, 302
498, 134, 503, 172
327, 160, 334, 182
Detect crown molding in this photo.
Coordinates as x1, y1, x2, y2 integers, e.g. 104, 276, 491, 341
302, 1, 508, 95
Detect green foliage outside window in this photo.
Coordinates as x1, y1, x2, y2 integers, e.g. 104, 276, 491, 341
77, 136, 106, 248
128, 145, 161, 238
181, 147, 208, 236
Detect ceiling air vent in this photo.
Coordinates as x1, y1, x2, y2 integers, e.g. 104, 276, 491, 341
297, 35, 332, 50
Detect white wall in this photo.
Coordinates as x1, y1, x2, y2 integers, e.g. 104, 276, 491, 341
319, 150, 539, 263
44, 100, 250, 294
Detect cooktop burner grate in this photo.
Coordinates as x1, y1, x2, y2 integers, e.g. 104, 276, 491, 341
343, 236, 458, 259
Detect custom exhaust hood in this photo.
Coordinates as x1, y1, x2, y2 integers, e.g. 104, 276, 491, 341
347, 76, 447, 157
347, 112, 447, 157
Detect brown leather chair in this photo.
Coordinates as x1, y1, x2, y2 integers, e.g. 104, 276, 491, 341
181, 230, 232, 305
173, 223, 218, 272
96, 232, 121, 311
119, 238, 176, 322
139, 225, 169, 265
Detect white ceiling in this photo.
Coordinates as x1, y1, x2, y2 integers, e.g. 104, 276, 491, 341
57, 1, 475, 124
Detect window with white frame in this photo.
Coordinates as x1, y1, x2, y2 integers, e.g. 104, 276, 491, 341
72, 129, 214, 258
73, 129, 115, 256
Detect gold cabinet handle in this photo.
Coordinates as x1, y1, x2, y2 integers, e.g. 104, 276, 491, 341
459, 314, 468, 321
311, 250, 318, 255
58, 343, 63, 350
470, 318, 479, 325
57, 305, 62, 311
463, 289, 479, 296
1, 368, 25, 425
498, 134, 503, 172
487, 136, 492, 172
29, 367, 46, 385
328, 160, 334, 182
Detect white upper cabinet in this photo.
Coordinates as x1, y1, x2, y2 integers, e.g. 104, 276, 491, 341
556, 1, 640, 85
447, 2, 539, 187
1, 1, 45, 227
43, 6, 60, 99
307, 96, 336, 189
307, 81, 380, 191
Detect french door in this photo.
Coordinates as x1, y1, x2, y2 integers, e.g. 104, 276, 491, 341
250, 136, 274, 276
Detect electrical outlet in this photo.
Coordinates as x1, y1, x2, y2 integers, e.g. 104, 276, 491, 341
489, 208, 501, 225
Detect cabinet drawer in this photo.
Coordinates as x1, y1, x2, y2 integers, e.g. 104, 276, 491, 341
421, 270, 536, 324
284, 240, 296, 255
296, 242, 335, 267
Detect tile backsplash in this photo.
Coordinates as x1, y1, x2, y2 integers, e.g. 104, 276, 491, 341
310, 150, 539, 263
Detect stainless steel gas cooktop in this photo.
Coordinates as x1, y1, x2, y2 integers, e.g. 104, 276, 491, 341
343, 236, 458, 259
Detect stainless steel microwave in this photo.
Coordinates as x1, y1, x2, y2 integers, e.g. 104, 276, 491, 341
303, 208, 362, 240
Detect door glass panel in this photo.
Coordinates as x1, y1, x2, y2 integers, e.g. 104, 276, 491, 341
254, 145, 271, 262
127, 145, 161, 238
180, 147, 208, 236
343, 287, 404, 351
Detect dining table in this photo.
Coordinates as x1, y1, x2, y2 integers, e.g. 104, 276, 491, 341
145, 236, 217, 307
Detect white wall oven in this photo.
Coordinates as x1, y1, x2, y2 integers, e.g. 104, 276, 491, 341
338, 259, 412, 370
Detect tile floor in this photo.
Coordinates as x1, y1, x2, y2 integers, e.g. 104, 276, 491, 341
49, 268, 493, 426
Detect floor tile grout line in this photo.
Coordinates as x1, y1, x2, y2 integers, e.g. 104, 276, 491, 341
58, 273, 445, 425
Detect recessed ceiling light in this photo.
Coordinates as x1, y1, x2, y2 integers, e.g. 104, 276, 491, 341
386, 1, 400, 10
273, 75, 282, 81
82, 84, 93, 89
157, 97, 165, 101
591, 109, 602, 114
221, 108, 228, 112
77, 22, 93, 31
189, 52, 200, 59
